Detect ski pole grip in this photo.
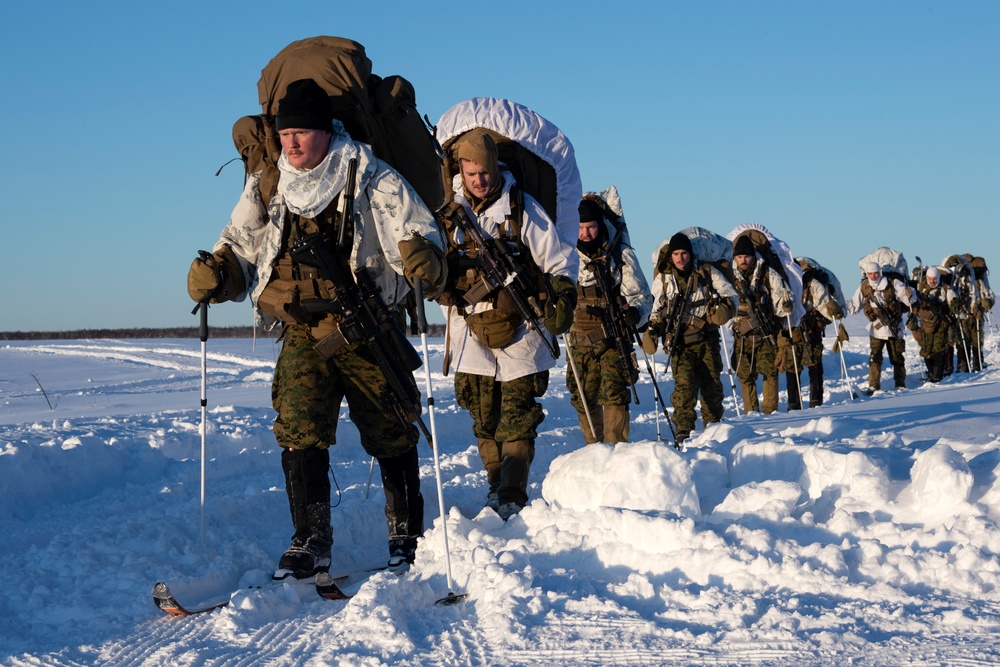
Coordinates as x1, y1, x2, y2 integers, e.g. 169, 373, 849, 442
199, 300, 209, 342
414, 280, 428, 334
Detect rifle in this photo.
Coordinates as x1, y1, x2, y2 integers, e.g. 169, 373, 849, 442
288, 231, 432, 446
732, 271, 779, 348
661, 271, 697, 362
445, 204, 558, 359
585, 225, 640, 404
639, 269, 697, 450
864, 291, 901, 339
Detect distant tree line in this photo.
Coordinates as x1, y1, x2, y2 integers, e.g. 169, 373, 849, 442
0, 324, 446, 340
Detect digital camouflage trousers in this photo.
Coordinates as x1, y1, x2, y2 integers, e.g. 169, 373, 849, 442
565, 343, 636, 412
565, 343, 636, 444
454, 371, 549, 444
670, 336, 725, 433
272, 323, 420, 457
732, 334, 778, 414
868, 336, 906, 390
455, 370, 548, 507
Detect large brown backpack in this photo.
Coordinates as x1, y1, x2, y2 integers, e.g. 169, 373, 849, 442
230, 36, 444, 211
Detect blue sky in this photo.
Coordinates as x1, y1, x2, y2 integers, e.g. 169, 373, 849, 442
1, 1, 997, 331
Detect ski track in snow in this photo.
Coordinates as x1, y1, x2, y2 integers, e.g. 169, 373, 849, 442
2, 316, 1000, 666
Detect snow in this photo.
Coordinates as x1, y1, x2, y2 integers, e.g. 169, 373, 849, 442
2, 313, 1000, 665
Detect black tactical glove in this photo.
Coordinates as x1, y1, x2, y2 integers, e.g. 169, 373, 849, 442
544, 274, 577, 336
622, 305, 641, 327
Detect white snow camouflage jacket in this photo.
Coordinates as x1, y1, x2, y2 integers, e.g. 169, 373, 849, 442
847, 275, 917, 340
443, 170, 579, 381
731, 262, 794, 329
649, 262, 739, 332
213, 128, 442, 330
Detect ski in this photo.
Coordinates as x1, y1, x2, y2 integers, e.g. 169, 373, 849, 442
315, 563, 421, 599
153, 565, 383, 617
153, 575, 323, 617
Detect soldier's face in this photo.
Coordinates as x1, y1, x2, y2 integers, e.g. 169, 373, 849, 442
928, 275, 939, 287
279, 129, 331, 170
867, 271, 881, 282
460, 160, 492, 199
579, 220, 601, 242
735, 254, 755, 271
672, 249, 691, 270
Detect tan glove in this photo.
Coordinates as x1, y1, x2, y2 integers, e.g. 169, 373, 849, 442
826, 302, 843, 319
186, 245, 245, 303
707, 299, 735, 326
641, 328, 659, 355
544, 274, 577, 335
398, 236, 448, 301
774, 331, 791, 372
832, 323, 850, 353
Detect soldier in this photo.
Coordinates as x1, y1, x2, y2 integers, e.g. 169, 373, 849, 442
186, 79, 446, 578
908, 266, 958, 383
792, 260, 843, 407
729, 235, 794, 414
847, 262, 916, 393
969, 256, 996, 371
437, 132, 577, 521
565, 198, 652, 444
642, 231, 737, 444
944, 255, 987, 373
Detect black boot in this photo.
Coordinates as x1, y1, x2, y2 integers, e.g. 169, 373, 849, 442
379, 446, 424, 573
927, 353, 944, 383
786, 372, 802, 411
276, 448, 333, 579
808, 364, 824, 407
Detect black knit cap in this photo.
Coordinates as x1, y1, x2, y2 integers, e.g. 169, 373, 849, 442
578, 199, 605, 224
668, 231, 693, 256
733, 235, 756, 257
275, 79, 333, 132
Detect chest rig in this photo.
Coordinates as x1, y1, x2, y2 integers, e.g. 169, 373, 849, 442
667, 267, 715, 345
733, 264, 775, 337
439, 183, 544, 314
437, 182, 550, 350
257, 193, 355, 332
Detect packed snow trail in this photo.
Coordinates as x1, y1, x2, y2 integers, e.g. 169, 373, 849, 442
2, 322, 1000, 665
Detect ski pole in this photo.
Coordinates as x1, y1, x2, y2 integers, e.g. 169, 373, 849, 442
363, 456, 375, 500
413, 281, 466, 605
196, 300, 209, 546
957, 316, 972, 372
833, 317, 857, 401
786, 314, 804, 409
191, 252, 223, 546
719, 327, 741, 417
190, 251, 229, 547
632, 330, 680, 449
976, 317, 985, 371
638, 345, 662, 441
562, 334, 596, 443
986, 309, 1000, 336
